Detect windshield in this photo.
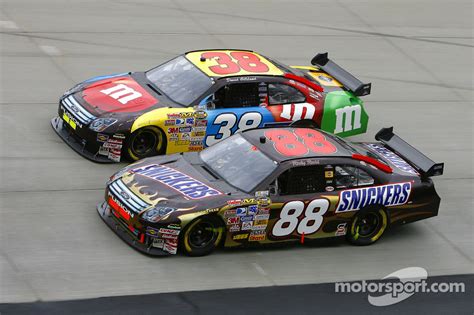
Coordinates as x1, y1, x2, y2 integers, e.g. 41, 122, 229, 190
200, 134, 277, 192
146, 56, 213, 105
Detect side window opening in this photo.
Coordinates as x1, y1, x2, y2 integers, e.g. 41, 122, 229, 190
277, 165, 324, 195
268, 83, 305, 105
213, 83, 259, 108
335, 165, 374, 189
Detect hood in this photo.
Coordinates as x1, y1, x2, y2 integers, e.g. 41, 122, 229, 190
74, 73, 167, 117
111, 154, 240, 212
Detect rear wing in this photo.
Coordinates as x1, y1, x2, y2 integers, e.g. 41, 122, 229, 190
375, 127, 444, 177
311, 52, 371, 96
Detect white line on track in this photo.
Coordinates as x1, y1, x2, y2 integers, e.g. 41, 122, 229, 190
0, 20, 19, 29
252, 262, 268, 276
39, 45, 62, 56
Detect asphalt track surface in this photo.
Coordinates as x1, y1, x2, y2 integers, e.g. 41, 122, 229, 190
0, 0, 472, 311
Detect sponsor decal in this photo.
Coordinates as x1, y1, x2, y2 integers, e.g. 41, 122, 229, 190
227, 200, 242, 206
336, 182, 412, 213
167, 113, 180, 119
195, 119, 208, 127
255, 214, 269, 221
247, 205, 258, 215
335, 223, 347, 236
181, 133, 191, 140
169, 134, 179, 141
158, 228, 180, 235
163, 241, 177, 254
103, 142, 123, 149
249, 233, 266, 241
229, 224, 240, 232
168, 127, 179, 133
325, 170, 334, 178
254, 219, 268, 226
132, 164, 222, 199
108, 149, 121, 162
189, 146, 203, 152
194, 131, 206, 137
113, 133, 126, 139
146, 226, 160, 237
224, 209, 237, 217
194, 110, 207, 119
165, 119, 175, 126
97, 133, 109, 142
98, 146, 109, 156
227, 217, 240, 225
257, 208, 270, 215
325, 186, 335, 192
252, 224, 267, 231
83, 77, 156, 113
179, 126, 192, 133
152, 238, 164, 249
190, 140, 203, 146
161, 233, 179, 240
241, 215, 254, 222
236, 207, 247, 216
185, 118, 195, 125
241, 221, 253, 230
334, 105, 362, 133
175, 118, 185, 126
366, 143, 419, 175
233, 233, 249, 240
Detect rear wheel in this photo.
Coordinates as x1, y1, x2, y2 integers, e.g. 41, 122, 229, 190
346, 208, 388, 246
180, 216, 224, 257
126, 126, 165, 161
290, 119, 319, 128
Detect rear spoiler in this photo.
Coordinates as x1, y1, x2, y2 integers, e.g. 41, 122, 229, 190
375, 127, 444, 177
311, 52, 371, 96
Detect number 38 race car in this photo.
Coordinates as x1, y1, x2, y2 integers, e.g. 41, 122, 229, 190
97, 126, 444, 256
51, 49, 371, 162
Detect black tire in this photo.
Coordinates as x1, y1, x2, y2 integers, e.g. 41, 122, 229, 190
180, 216, 225, 257
126, 126, 166, 161
346, 207, 389, 246
290, 119, 319, 128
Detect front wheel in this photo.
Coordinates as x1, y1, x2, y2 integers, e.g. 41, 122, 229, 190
346, 208, 388, 246
180, 216, 225, 257
126, 126, 166, 161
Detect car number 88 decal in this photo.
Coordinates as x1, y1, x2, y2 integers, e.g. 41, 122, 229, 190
205, 112, 263, 147
272, 199, 329, 237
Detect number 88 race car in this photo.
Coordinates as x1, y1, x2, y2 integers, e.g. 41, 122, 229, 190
51, 49, 371, 162
97, 126, 444, 256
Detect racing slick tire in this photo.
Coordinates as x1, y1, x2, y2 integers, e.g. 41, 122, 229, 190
290, 119, 319, 128
126, 126, 166, 161
346, 207, 389, 246
180, 216, 225, 257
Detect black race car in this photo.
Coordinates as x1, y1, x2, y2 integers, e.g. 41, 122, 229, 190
97, 126, 444, 256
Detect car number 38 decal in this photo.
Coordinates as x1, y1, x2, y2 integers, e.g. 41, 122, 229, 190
272, 199, 329, 237
205, 112, 263, 146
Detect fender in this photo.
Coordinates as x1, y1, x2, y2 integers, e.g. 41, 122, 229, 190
131, 107, 197, 154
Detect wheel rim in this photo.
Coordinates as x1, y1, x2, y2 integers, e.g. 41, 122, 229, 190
132, 130, 158, 156
188, 222, 216, 248
356, 213, 380, 237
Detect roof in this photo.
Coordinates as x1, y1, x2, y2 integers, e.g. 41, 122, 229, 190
242, 127, 355, 163
185, 49, 284, 77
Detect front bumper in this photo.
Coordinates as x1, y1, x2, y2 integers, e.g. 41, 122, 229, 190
51, 116, 116, 163
97, 201, 170, 256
